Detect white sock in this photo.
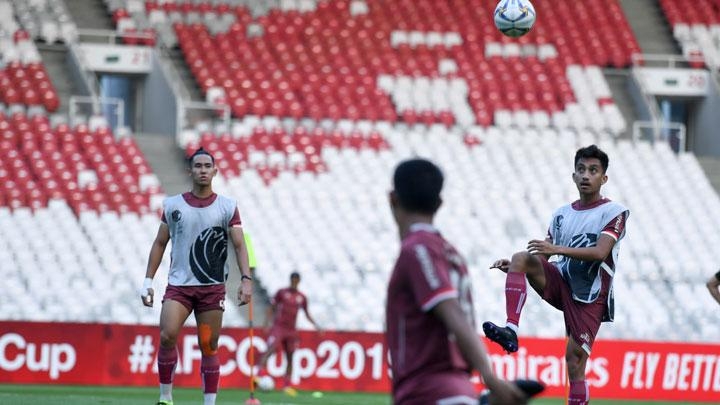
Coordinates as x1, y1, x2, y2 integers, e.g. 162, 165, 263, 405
159, 383, 173, 401
204, 393, 217, 405
506, 323, 519, 334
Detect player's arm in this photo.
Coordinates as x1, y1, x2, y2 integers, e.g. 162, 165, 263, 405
432, 300, 526, 403
141, 223, 170, 307
229, 226, 252, 305
707, 271, 720, 305
529, 212, 627, 261
302, 301, 321, 331
432, 300, 493, 377
263, 304, 274, 329
528, 233, 616, 262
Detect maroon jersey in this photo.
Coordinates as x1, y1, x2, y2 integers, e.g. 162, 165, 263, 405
271, 287, 307, 330
385, 223, 477, 404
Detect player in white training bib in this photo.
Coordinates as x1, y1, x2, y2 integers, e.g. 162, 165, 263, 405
140, 148, 253, 405
484, 145, 629, 405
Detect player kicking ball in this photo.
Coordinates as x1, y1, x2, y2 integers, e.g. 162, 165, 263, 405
254, 271, 321, 396
483, 145, 629, 405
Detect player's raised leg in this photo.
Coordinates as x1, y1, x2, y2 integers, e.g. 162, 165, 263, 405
157, 299, 192, 405
196, 308, 224, 405
484, 251, 546, 353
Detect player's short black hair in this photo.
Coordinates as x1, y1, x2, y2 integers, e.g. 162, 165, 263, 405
290, 272, 300, 280
574, 144, 609, 172
393, 158, 444, 215
188, 147, 215, 166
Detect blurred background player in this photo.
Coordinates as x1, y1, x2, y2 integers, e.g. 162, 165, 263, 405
483, 145, 629, 405
140, 147, 254, 405
385, 158, 527, 405
255, 271, 321, 395
707, 271, 720, 305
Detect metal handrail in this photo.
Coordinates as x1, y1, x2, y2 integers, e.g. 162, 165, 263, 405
182, 100, 231, 135
630, 68, 662, 140
628, 53, 699, 149
68, 42, 101, 101
68, 95, 125, 135
631, 53, 706, 69
76, 28, 155, 44
632, 120, 687, 153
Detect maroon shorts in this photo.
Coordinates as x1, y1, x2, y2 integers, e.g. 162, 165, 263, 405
393, 370, 476, 405
266, 325, 299, 353
540, 257, 607, 354
163, 284, 226, 313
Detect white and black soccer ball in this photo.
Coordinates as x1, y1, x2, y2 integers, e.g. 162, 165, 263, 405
256, 375, 275, 391
494, 0, 536, 38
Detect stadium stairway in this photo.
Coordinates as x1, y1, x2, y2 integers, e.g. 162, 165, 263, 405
697, 156, 720, 194
619, 0, 681, 55
64, 0, 114, 31
133, 133, 191, 196
603, 70, 638, 139
37, 44, 76, 116
166, 47, 206, 102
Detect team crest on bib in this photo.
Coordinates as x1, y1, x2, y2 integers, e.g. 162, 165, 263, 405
189, 226, 228, 283
171, 210, 182, 222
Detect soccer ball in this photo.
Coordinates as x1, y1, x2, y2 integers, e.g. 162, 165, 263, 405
256, 375, 275, 391
494, 0, 536, 38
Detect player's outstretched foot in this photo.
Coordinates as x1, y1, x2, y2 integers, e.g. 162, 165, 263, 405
478, 379, 545, 404
283, 386, 298, 397
482, 321, 518, 353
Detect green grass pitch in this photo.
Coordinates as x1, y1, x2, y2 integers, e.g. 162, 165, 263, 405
0, 384, 705, 405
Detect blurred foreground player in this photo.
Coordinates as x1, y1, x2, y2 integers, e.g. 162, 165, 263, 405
255, 271, 321, 395
385, 158, 528, 405
140, 148, 253, 405
707, 271, 720, 305
483, 145, 629, 405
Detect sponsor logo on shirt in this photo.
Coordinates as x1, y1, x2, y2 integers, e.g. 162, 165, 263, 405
612, 213, 624, 235
553, 215, 563, 240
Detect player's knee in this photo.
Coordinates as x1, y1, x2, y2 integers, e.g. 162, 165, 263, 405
159, 330, 178, 348
565, 353, 586, 379
510, 251, 534, 271
197, 323, 219, 356
199, 337, 218, 356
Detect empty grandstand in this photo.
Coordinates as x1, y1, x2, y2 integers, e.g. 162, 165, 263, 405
1, 0, 719, 384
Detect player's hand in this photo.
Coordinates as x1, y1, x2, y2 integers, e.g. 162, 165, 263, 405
237, 279, 252, 306
141, 288, 154, 307
490, 259, 510, 273
483, 377, 528, 404
140, 277, 154, 307
527, 239, 556, 256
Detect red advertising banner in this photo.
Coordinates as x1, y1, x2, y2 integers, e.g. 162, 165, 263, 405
0, 322, 719, 402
